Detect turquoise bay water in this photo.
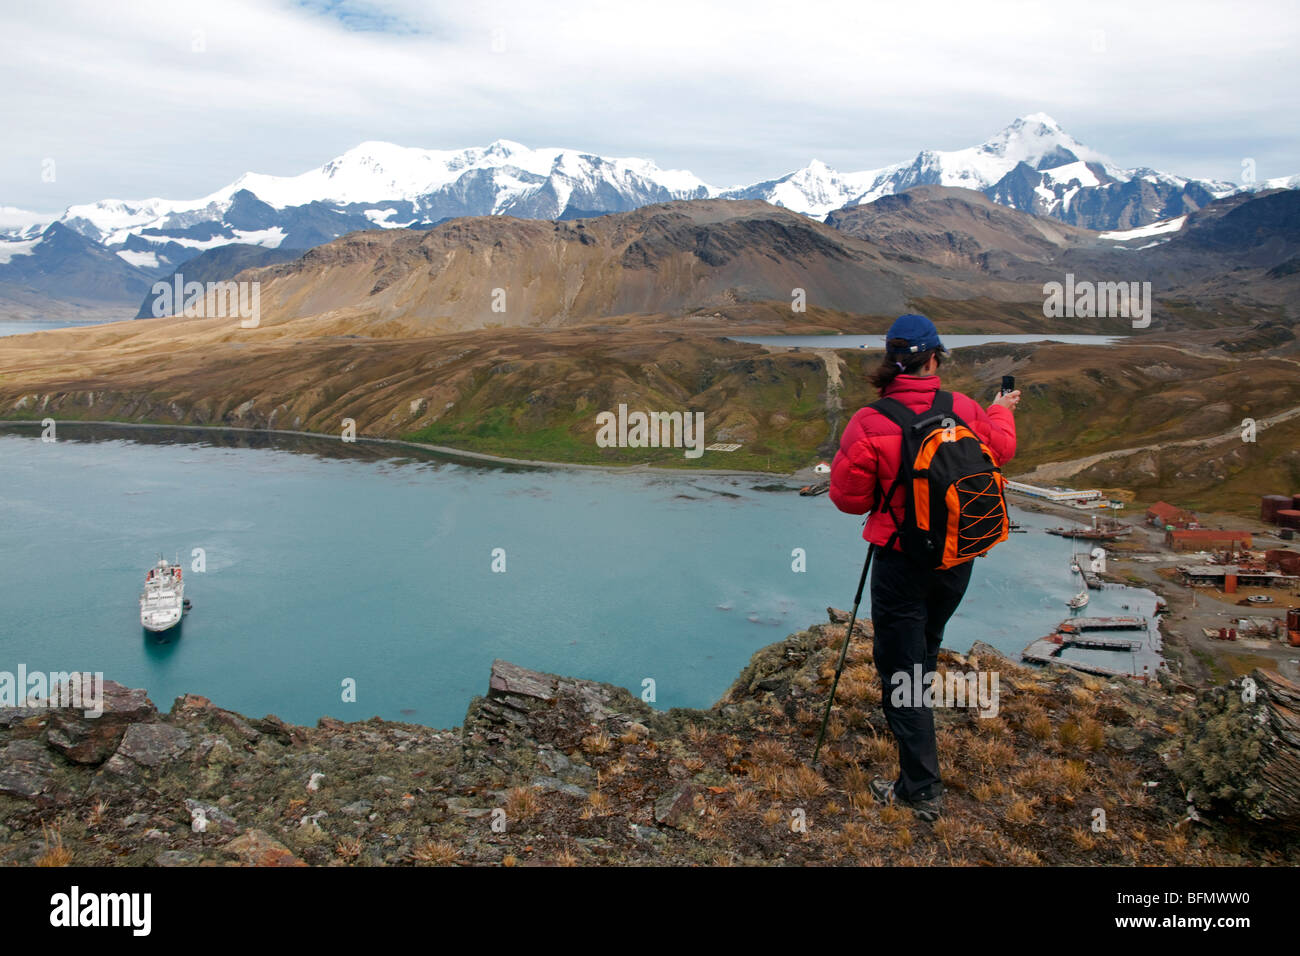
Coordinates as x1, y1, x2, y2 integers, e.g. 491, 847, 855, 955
0, 425, 1160, 728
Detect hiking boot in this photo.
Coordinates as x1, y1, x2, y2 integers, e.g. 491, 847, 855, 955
869, 776, 944, 822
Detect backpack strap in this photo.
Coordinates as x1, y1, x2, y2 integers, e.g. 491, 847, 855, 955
909, 389, 955, 435
869, 396, 916, 431
866, 397, 916, 546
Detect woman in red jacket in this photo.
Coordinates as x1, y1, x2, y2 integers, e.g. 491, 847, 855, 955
829, 314, 1019, 821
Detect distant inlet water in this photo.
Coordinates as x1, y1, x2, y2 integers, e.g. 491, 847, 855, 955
729, 333, 1127, 349
0, 424, 1161, 727
0, 319, 124, 338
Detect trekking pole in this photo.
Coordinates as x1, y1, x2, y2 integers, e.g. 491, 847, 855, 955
812, 542, 875, 767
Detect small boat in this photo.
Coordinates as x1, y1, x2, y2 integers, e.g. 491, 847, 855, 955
1247, 595, 1274, 604
1066, 550, 1089, 609
799, 479, 830, 497
140, 556, 186, 633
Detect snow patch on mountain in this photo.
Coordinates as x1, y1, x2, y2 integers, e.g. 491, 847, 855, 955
0, 236, 42, 265
1099, 216, 1187, 241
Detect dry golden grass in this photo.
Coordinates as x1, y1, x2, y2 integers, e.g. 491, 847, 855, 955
411, 840, 459, 865
892, 827, 914, 849
761, 807, 784, 828
1025, 712, 1053, 742
732, 786, 759, 813
504, 786, 540, 821
722, 735, 744, 759
967, 736, 1015, 771
502, 854, 518, 867
864, 733, 896, 764
752, 764, 784, 795
970, 780, 1005, 803
335, 836, 363, 860
553, 849, 580, 867
1063, 759, 1089, 792
975, 716, 1009, 737
879, 804, 912, 825
825, 714, 847, 741
581, 731, 613, 755
581, 791, 612, 819
86, 800, 109, 828
782, 766, 830, 802
844, 763, 872, 793
686, 722, 710, 746
1005, 797, 1039, 824
838, 821, 884, 851
1080, 718, 1105, 752
35, 822, 71, 867
1004, 844, 1042, 865
606, 756, 630, 777
752, 738, 792, 766
1011, 760, 1054, 791
1058, 721, 1082, 748
932, 816, 968, 843
1070, 828, 1097, 850
849, 790, 876, 816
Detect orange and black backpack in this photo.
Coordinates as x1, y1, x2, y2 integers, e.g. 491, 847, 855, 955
871, 390, 1010, 570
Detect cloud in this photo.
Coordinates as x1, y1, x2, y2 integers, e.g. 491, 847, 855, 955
2, 0, 1297, 210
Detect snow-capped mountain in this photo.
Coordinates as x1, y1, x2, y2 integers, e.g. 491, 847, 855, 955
50, 140, 713, 277
732, 114, 1244, 230
2, 116, 1294, 320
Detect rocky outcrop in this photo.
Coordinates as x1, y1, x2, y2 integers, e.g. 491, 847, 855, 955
46, 682, 156, 764
1172, 668, 1300, 830
0, 616, 1294, 867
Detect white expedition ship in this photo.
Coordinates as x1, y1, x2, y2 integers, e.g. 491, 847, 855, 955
139, 557, 186, 632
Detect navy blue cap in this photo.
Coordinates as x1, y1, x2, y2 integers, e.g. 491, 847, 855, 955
885, 313, 947, 355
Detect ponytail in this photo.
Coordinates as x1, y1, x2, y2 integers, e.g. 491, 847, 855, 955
867, 337, 942, 393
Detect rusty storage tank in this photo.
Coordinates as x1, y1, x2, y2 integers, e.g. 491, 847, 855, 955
1263, 495, 1293, 522
1277, 509, 1300, 531
1266, 549, 1300, 574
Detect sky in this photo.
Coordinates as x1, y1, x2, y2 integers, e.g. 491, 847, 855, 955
1, 0, 1297, 218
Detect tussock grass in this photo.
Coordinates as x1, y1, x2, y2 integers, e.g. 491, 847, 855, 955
412, 840, 459, 865
505, 786, 540, 821
36, 822, 71, 867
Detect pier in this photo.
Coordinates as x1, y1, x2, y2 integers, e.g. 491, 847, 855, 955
1021, 615, 1151, 680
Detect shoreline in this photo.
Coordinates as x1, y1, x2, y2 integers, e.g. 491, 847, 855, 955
0, 418, 800, 481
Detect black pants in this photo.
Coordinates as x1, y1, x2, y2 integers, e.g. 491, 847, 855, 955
870, 546, 973, 802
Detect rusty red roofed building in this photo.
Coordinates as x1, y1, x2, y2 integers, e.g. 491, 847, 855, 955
1146, 500, 1199, 529
1165, 528, 1253, 551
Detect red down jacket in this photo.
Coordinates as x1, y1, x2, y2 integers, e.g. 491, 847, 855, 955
829, 374, 1017, 548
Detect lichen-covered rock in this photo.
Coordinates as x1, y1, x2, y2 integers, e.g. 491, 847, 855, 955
46, 682, 157, 764
103, 723, 193, 773
0, 739, 55, 800
221, 829, 307, 867
1173, 668, 1300, 829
